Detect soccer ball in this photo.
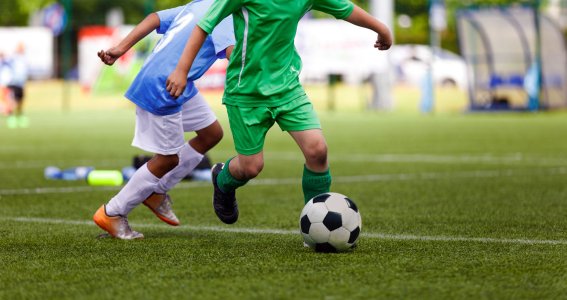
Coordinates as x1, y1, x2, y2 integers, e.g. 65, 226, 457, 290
299, 192, 361, 252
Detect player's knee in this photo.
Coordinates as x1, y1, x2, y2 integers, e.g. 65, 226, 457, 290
239, 160, 263, 179
304, 141, 328, 166
196, 126, 223, 149
162, 154, 180, 171
207, 127, 223, 146
150, 154, 179, 176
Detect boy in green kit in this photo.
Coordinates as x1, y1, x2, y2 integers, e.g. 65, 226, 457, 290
167, 0, 392, 224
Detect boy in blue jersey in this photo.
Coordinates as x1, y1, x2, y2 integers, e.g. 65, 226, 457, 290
93, 0, 235, 239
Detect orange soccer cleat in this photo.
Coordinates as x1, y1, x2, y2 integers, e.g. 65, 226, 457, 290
143, 194, 180, 226
93, 205, 144, 240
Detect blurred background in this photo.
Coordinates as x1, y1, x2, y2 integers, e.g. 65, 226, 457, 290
3, 2, 567, 297
0, 0, 566, 118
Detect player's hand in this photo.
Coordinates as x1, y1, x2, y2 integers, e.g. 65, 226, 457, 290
374, 34, 392, 51
97, 47, 123, 65
166, 69, 187, 99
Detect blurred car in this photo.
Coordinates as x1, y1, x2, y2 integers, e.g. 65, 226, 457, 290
390, 44, 468, 89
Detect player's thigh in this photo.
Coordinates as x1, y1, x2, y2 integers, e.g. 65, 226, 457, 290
132, 106, 185, 155
288, 128, 327, 155
180, 92, 217, 132
225, 104, 274, 155
276, 95, 326, 156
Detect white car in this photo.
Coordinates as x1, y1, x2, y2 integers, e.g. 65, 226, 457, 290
390, 44, 468, 89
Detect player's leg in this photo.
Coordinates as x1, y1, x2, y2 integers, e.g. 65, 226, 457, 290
289, 129, 331, 203
226, 152, 264, 180
154, 93, 222, 193
188, 120, 223, 153
147, 154, 179, 177
94, 107, 185, 238
12, 86, 28, 127
212, 105, 273, 224
211, 152, 262, 224
277, 95, 331, 203
140, 153, 181, 226
5, 86, 17, 128
145, 93, 223, 222
106, 107, 183, 216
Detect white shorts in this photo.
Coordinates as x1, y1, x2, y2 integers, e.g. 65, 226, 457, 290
131, 92, 217, 155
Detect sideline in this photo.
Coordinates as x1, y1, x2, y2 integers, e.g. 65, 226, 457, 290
1, 167, 566, 196
2, 153, 567, 170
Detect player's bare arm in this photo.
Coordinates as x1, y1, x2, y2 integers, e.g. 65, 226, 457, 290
225, 45, 234, 61
97, 12, 161, 66
345, 6, 392, 51
166, 26, 208, 98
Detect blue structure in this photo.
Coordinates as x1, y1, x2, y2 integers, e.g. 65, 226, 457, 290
457, 6, 567, 111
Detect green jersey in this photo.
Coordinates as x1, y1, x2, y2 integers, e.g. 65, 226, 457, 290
198, 0, 354, 107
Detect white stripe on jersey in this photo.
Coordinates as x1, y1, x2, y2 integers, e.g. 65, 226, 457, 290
238, 8, 249, 87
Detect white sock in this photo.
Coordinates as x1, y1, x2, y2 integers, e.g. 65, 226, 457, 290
106, 163, 159, 216
155, 143, 204, 194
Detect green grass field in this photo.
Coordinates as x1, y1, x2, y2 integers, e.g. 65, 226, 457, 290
1, 82, 567, 299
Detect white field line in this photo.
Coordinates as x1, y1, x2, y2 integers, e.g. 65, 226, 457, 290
266, 152, 567, 166
2, 153, 567, 170
3, 216, 567, 246
0, 159, 126, 169
1, 167, 567, 196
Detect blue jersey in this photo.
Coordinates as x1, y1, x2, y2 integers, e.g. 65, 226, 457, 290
125, 0, 234, 116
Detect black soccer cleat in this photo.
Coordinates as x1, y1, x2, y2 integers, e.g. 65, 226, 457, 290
211, 163, 239, 224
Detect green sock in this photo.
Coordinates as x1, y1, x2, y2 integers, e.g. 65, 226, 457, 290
302, 165, 331, 203
217, 158, 249, 192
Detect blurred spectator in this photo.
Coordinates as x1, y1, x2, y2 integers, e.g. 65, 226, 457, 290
6, 43, 29, 128
0, 52, 12, 117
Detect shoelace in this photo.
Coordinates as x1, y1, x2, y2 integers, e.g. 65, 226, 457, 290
160, 197, 172, 212
120, 216, 132, 232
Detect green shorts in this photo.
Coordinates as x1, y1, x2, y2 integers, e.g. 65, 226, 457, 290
225, 94, 321, 155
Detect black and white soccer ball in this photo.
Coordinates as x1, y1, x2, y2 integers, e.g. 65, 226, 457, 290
299, 192, 361, 252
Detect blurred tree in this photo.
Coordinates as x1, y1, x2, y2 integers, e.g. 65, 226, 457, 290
0, 0, 53, 26
394, 0, 548, 52
0, 0, 559, 76
0, 0, 542, 30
